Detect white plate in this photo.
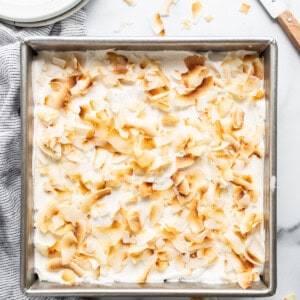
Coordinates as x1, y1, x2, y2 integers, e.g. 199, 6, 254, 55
0, 0, 82, 23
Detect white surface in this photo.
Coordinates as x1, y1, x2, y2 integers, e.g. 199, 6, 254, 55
85, 0, 300, 299
0, 0, 81, 22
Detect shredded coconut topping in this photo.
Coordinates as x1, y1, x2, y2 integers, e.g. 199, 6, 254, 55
32, 50, 265, 289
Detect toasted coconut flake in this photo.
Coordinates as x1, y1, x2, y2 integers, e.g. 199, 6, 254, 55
245, 238, 264, 266
149, 202, 164, 225
153, 177, 173, 191
172, 236, 189, 253
139, 182, 153, 198
177, 178, 190, 195
52, 57, 66, 69
47, 258, 85, 277
231, 107, 245, 129
60, 205, 85, 225
181, 19, 191, 30
222, 133, 240, 151
61, 269, 76, 285
225, 252, 247, 274
176, 154, 195, 169
107, 52, 129, 75
156, 258, 169, 271
217, 97, 233, 118
93, 266, 101, 279
80, 188, 112, 213
61, 232, 78, 265
251, 89, 265, 101
187, 207, 204, 233
107, 129, 133, 155
52, 224, 74, 237
127, 210, 142, 233
68, 261, 85, 277
237, 271, 251, 289
73, 219, 87, 244
157, 250, 171, 261
105, 179, 121, 188
186, 257, 207, 269
46, 241, 61, 258
71, 73, 93, 96
192, 1, 202, 24
184, 55, 205, 71
37, 109, 60, 127
47, 257, 64, 271
107, 243, 128, 272
35, 243, 48, 257
137, 263, 153, 283
151, 13, 165, 36
182, 65, 209, 89
171, 170, 186, 186
123, 0, 136, 6
239, 2, 251, 14
93, 147, 108, 169
49, 214, 64, 232
199, 178, 209, 193
231, 172, 253, 190
135, 151, 154, 168
99, 221, 124, 245
45, 76, 77, 110
233, 186, 250, 210
128, 119, 158, 137
252, 58, 264, 80
240, 212, 262, 234
36, 201, 59, 233
139, 137, 156, 150
177, 184, 196, 205
249, 189, 258, 202
162, 114, 180, 126
69, 56, 80, 70
39, 138, 62, 160
186, 144, 206, 157
176, 184, 197, 205
224, 231, 245, 255
73, 257, 92, 271
178, 76, 214, 103
174, 254, 186, 271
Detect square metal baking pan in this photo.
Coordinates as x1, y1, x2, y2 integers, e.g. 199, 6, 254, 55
21, 37, 277, 297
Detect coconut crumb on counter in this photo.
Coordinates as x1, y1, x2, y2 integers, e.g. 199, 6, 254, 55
160, 0, 178, 16
283, 293, 296, 300
114, 18, 134, 33
151, 13, 166, 36
118, 0, 255, 36
240, 2, 251, 14
204, 15, 214, 23
181, 18, 192, 30
123, 0, 136, 6
191, 0, 202, 24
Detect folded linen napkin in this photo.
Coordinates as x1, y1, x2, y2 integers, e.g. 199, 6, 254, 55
0, 10, 86, 300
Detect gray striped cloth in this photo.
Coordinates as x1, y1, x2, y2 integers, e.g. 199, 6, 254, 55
0, 10, 86, 300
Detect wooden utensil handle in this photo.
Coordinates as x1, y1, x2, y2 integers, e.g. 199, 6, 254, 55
277, 10, 300, 53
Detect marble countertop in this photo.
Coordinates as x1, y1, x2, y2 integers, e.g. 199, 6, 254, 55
85, 0, 300, 299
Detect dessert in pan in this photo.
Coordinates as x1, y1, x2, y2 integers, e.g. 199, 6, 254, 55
32, 49, 265, 288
